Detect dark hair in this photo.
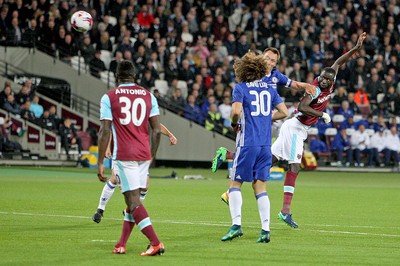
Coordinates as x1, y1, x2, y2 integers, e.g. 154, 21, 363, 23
322, 67, 336, 77
116, 60, 136, 82
263, 47, 281, 62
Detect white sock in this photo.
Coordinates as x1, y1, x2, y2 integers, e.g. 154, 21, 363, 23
139, 190, 148, 202
229, 188, 242, 226
256, 192, 270, 231
97, 180, 115, 211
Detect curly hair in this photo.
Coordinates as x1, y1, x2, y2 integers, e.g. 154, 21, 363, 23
233, 51, 269, 83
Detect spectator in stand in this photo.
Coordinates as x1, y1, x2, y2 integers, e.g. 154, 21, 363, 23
219, 96, 232, 128
89, 50, 107, 78
0, 84, 14, 108
387, 117, 400, 133
137, 5, 154, 30
366, 70, 385, 103
205, 103, 226, 135
109, 51, 123, 77
48, 105, 61, 132
192, 39, 210, 66
96, 31, 113, 52
349, 124, 371, 167
164, 57, 179, 85
58, 33, 78, 64
139, 69, 155, 89
59, 117, 82, 160
357, 115, 375, 130
15, 85, 32, 106
369, 128, 385, 167
347, 93, 361, 115
7, 17, 22, 45
284, 88, 302, 103
169, 88, 185, 113
80, 35, 96, 64
224, 33, 237, 56
0, 117, 22, 157
330, 127, 352, 167
340, 115, 357, 130
309, 137, 328, 157
3, 94, 21, 115
354, 87, 370, 106
337, 100, 354, 119
39, 109, 57, 131
178, 60, 195, 86
383, 86, 398, 114
383, 127, 400, 167
236, 33, 250, 58
184, 94, 201, 124
20, 101, 37, 122
372, 102, 389, 117
373, 115, 388, 132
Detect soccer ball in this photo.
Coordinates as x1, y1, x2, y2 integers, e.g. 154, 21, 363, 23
71, 11, 93, 33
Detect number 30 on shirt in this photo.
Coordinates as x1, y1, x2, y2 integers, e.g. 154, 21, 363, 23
119, 96, 147, 126
250, 90, 271, 116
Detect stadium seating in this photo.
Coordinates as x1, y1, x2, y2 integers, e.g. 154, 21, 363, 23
155, 79, 169, 96
177, 80, 188, 98
100, 50, 112, 69
71, 56, 86, 73
332, 114, 345, 128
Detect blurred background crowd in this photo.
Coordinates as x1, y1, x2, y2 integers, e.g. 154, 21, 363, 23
0, 0, 399, 166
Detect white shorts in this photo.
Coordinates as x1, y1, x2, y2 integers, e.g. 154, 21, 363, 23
271, 118, 309, 164
112, 160, 151, 193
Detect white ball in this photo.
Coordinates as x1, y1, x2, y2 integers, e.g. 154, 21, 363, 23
71, 11, 93, 33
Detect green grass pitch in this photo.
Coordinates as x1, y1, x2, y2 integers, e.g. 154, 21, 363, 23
0, 166, 399, 265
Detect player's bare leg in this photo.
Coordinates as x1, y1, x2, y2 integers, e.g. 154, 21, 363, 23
278, 163, 300, 228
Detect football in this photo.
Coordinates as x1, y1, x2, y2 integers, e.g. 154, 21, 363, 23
71, 11, 93, 33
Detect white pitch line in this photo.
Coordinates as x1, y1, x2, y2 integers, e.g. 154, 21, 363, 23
0, 211, 399, 238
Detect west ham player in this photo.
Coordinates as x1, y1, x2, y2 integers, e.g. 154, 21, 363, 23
97, 60, 164, 256
92, 124, 177, 224
221, 51, 289, 243
214, 32, 367, 228
212, 47, 315, 174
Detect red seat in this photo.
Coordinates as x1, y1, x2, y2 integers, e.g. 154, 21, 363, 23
77, 131, 92, 150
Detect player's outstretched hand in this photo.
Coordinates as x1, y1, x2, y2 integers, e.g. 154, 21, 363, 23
169, 134, 177, 145
305, 84, 317, 97
322, 112, 331, 124
356, 32, 367, 50
97, 164, 107, 182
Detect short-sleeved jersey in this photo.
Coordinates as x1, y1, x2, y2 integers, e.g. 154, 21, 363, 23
261, 69, 292, 90
296, 77, 334, 126
232, 79, 283, 147
100, 83, 159, 161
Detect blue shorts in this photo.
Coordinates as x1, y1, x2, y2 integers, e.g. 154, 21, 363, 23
231, 146, 272, 182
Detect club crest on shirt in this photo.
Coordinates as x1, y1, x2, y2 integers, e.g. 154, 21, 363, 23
297, 154, 302, 159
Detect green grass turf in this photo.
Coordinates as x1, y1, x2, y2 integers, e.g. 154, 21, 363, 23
0, 166, 399, 265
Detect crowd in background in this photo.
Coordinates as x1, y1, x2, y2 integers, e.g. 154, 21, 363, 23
0, 0, 399, 165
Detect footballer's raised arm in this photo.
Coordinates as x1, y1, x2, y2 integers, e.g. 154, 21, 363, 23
291, 81, 317, 97
331, 32, 367, 74
272, 102, 288, 122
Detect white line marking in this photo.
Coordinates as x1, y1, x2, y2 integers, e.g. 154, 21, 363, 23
91, 240, 117, 243
0, 211, 399, 238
